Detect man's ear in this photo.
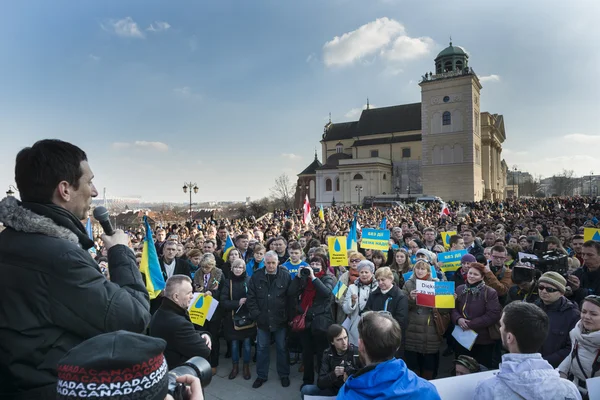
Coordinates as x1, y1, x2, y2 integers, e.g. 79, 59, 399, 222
55, 181, 71, 202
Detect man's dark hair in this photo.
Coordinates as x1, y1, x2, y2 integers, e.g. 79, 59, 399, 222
572, 234, 584, 241
491, 245, 507, 254
217, 225, 227, 231
449, 235, 462, 247
358, 311, 401, 363
462, 229, 475, 237
275, 236, 288, 245
15, 139, 88, 203
235, 234, 249, 242
327, 324, 348, 344
288, 241, 302, 252
583, 241, 600, 254
502, 302, 549, 353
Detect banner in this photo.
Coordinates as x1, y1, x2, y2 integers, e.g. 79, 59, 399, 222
441, 231, 457, 249
328, 236, 348, 266
438, 250, 468, 273
416, 279, 455, 308
584, 227, 600, 242
188, 294, 219, 326
361, 228, 390, 251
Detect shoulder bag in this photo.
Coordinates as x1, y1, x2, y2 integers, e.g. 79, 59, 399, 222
230, 280, 256, 331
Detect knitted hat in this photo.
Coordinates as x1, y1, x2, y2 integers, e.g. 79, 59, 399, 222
415, 249, 433, 262
460, 254, 476, 264
538, 271, 566, 294
357, 260, 375, 273
454, 355, 481, 374
56, 331, 169, 400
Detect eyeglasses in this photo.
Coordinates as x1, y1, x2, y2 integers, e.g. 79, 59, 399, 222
538, 285, 559, 293
349, 259, 361, 263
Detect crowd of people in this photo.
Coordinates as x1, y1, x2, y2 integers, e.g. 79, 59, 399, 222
2, 139, 600, 400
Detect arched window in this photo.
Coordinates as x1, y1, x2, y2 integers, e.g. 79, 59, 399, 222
336, 178, 340, 191
336, 142, 343, 154
353, 173, 363, 180
325, 179, 332, 192
442, 111, 451, 126
455, 60, 463, 71
453, 144, 464, 163
383, 174, 387, 180
432, 146, 441, 165
444, 61, 452, 72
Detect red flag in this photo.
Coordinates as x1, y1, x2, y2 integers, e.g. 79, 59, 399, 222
303, 195, 311, 225
440, 202, 450, 218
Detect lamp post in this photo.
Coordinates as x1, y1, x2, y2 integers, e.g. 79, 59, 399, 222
407, 184, 411, 199
513, 165, 518, 198
182, 182, 199, 223
394, 186, 400, 201
355, 185, 363, 206
6, 185, 18, 197
590, 171, 594, 196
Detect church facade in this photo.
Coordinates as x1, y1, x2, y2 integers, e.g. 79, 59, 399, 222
295, 42, 507, 208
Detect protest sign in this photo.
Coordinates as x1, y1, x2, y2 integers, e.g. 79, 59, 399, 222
441, 231, 457, 249
188, 294, 218, 326
438, 250, 467, 273
584, 227, 600, 242
361, 228, 390, 251
328, 236, 348, 267
416, 279, 455, 308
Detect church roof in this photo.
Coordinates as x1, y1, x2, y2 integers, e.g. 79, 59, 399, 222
298, 156, 322, 176
436, 42, 468, 59
323, 103, 421, 142
352, 134, 422, 147
318, 152, 352, 170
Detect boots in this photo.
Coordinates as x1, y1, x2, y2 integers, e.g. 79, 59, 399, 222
228, 363, 239, 380
243, 363, 251, 380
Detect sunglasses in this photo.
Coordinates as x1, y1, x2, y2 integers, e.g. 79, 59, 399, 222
349, 259, 361, 263
538, 285, 559, 293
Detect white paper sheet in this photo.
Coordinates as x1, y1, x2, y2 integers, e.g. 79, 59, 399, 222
587, 376, 600, 399
452, 325, 478, 351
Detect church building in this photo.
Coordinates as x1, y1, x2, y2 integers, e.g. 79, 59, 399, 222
295, 42, 508, 208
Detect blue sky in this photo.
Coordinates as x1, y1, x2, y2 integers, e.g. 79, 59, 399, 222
1, 0, 598, 203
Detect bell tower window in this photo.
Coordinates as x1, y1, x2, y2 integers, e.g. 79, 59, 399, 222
442, 111, 451, 126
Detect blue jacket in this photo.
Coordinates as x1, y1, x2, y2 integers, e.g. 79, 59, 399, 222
245, 259, 264, 277
337, 358, 440, 400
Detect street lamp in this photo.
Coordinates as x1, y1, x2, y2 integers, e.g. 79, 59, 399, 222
182, 182, 199, 223
355, 185, 363, 206
6, 185, 18, 197
513, 165, 518, 198
590, 171, 594, 196
407, 185, 411, 198
394, 186, 400, 201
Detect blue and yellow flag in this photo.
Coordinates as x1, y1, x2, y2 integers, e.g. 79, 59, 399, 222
379, 216, 387, 230
319, 205, 325, 222
347, 215, 358, 251
140, 216, 166, 300
222, 233, 235, 261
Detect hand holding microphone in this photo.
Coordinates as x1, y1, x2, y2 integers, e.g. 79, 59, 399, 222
93, 206, 130, 250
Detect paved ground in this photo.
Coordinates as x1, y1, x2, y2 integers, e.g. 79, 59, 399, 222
204, 340, 455, 400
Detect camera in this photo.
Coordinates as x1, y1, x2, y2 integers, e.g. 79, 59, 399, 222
519, 241, 569, 278
300, 266, 314, 278
167, 356, 212, 400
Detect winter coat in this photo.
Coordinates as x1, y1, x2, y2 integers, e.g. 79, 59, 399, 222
558, 320, 600, 396
219, 274, 257, 341
342, 279, 379, 346
401, 275, 448, 355
149, 298, 211, 369
337, 358, 441, 400
245, 258, 264, 277
365, 285, 409, 352
452, 283, 502, 345
483, 266, 512, 302
289, 272, 335, 335
571, 266, 600, 304
193, 267, 224, 299
335, 270, 356, 324
316, 344, 361, 391
466, 241, 484, 258
537, 297, 580, 368
246, 267, 292, 331
0, 197, 150, 400
474, 353, 581, 400
506, 282, 540, 305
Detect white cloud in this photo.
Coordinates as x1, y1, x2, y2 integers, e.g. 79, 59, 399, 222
564, 133, 600, 145
102, 17, 144, 38
345, 103, 376, 119
88, 54, 100, 62
480, 74, 501, 83
147, 21, 171, 32
112, 141, 169, 152
322, 18, 434, 68
281, 153, 302, 161
306, 53, 316, 63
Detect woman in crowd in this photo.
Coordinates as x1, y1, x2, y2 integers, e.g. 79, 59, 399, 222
342, 260, 378, 346
187, 248, 202, 279
559, 295, 600, 398
245, 244, 265, 276
451, 262, 502, 369
221, 248, 241, 280
365, 266, 409, 356
220, 259, 256, 380
402, 260, 448, 379
389, 248, 411, 287
371, 250, 386, 270
545, 236, 569, 255
335, 251, 365, 324
289, 254, 335, 388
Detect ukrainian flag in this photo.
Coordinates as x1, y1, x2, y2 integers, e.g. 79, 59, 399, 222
222, 233, 235, 261
319, 205, 325, 222
140, 216, 166, 300
380, 216, 387, 230
347, 214, 358, 251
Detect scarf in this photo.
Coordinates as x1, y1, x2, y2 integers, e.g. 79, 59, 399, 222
462, 281, 485, 296
21, 201, 94, 250
300, 270, 326, 312
349, 268, 360, 284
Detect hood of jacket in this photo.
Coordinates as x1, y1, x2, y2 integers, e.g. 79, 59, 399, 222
496, 353, 561, 398
0, 196, 81, 246
339, 358, 439, 399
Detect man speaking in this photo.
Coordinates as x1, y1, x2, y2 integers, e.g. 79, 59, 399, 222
0, 140, 151, 400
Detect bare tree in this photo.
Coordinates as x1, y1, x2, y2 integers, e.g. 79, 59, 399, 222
270, 173, 296, 209
551, 169, 577, 196
520, 174, 543, 197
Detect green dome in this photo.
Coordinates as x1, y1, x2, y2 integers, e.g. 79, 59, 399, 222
436, 42, 467, 59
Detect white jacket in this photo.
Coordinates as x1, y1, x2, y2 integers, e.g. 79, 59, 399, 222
558, 320, 600, 396
475, 353, 581, 400
342, 279, 378, 346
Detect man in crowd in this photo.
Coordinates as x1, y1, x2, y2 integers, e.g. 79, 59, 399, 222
150, 240, 192, 313
474, 302, 580, 399
462, 229, 484, 258
391, 227, 403, 245
235, 233, 253, 263
483, 245, 512, 303
484, 231, 497, 248
337, 311, 440, 400
301, 325, 361, 399
247, 250, 292, 389
0, 139, 150, 400
155, 227, 167, 257
203, 239, 225, 269
273, 236, 289, 264
149, 275, 212, 369
423, 227, 438, 251
282, 241, 309, 279
449, 234, 465, 251
571, 234, 585, 265
216, 225, 228, 250
569, 240, 600, 303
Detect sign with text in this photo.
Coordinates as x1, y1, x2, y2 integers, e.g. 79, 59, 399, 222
441, 231, 457, 249
416, 279, 455, 308
188, 294, 218, 326
328, 236, 348, 267
438, 250, 468, 273
361, 228, 390, 251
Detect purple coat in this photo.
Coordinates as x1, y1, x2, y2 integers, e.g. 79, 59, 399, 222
452, 284, 502, 345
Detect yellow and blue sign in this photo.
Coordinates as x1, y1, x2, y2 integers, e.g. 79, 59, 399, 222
416, 280, 455, 308
438, 250, 468, 273
361, 228, 390, 251
189, 294, 213, 326
328, 236, 348, 266
584, 228, 600, 243
441, 231, 457, 249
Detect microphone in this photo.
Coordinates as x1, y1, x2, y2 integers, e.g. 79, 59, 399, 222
93, 206, 115, 236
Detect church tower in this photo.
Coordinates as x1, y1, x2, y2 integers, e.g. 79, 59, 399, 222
419, 42, 483, 202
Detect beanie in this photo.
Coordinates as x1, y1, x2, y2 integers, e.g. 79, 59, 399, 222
415, 249, 433, 263
56, 331, 169, 400
538, 271, 566, 294
357, 260, 375, 274
460, 254, 477, 264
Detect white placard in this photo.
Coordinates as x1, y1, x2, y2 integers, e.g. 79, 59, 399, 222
587, 376, 600, 399
431, 370, 498, 400
452, 325, 478, 351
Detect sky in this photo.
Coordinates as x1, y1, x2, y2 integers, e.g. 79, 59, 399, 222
1, 0, 599, 203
